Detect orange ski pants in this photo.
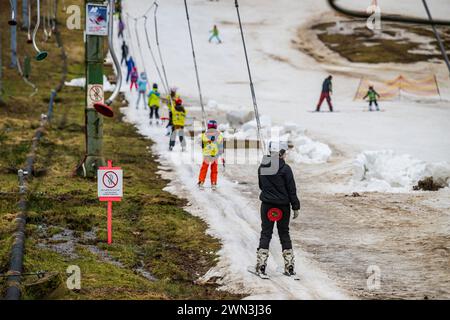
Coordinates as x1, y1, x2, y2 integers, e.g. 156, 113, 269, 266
198, 160, 218, 184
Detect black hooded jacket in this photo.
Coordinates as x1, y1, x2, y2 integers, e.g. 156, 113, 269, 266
258, 155, 300, 211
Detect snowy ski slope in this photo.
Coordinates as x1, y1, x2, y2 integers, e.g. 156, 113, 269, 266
117, 0, 450, 299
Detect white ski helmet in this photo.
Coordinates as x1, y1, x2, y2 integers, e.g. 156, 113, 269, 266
269, 140, 289, 156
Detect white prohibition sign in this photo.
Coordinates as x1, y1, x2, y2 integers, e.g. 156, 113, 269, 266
103, 171, 118, 189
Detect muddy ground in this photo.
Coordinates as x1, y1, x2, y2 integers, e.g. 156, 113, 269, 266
223, 143, 450, 299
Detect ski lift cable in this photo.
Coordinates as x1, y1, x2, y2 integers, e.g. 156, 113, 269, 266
183, 0, 207, 130
16, 56, 38, 97
8, 0, 17, 25
125, 2, 156, 21
153, 2, 171, 93
133, 17, 149, 79
143, 15, 169, 94
27, 0, 32, 43
124, 13, 139, 71
421, 0, 450, 75
42, 0, 48, 41
32, 0, 48, 60
234, 0, 265, 154
47, 0, 52, 37
327, 0, 450, 26
104, 0, 123, 106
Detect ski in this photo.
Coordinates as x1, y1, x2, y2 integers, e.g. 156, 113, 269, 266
277, 267, 300, 280
247, 266, 270, 279
283, 271, 300, 281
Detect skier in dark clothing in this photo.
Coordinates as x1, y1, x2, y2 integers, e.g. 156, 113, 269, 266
316, 75, 333, 112
121, 41, 129, 66
254, 141, 300, 278
126, 56, 135, 83
363, 86, 381, 112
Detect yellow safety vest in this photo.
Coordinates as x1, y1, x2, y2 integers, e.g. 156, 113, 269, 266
172, 106, 187, 127
201, 131, 224, 157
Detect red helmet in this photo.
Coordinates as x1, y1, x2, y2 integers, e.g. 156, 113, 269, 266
175, 98, 183, 105
207, 120, 218, 129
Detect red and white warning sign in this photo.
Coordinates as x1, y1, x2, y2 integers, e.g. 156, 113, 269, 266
98, 164, 123, 200
87, 84, 104, 109
98, 161, 123, 245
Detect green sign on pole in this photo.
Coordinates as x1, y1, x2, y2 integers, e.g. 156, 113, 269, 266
77, 1, 109, 178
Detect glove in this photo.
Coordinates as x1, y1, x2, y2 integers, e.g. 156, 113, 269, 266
293, 210, 300, 220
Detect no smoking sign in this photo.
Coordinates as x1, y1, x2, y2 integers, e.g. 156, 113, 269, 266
97, 161, 123, 245
98, 167, 123, 199
88, 84, 104, 109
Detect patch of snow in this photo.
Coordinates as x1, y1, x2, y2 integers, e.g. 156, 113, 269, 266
351, 150, 450, 192
289, 135, 332, 164
64, 75, 116, 92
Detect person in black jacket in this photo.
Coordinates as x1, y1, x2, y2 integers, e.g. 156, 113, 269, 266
255, 141, 301, 278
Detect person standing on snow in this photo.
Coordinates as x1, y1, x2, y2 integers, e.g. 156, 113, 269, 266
169, 98, 187, 152
130, 67, 139, 91
254, 141, 300, 278
148, 83, 161, 125
363, 85, 381, 112
121, 41, 129, 66
118, 17, 125, 38
136, 72, 148, 109
198, 120, 224, 191
316, 75, 333, 112
165, 88, 179, 136
126, 56, 135, 83
209, 25, 222, 44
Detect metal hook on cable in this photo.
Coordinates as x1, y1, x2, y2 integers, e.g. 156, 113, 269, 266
27, 0, 33, 43
234, 0, 265, 154
51, 0, 57, 33
93, 0, 122, 118
184, 0, 207, 130
42, 0, 49, 41
154, 1, 170, 93
47, 0, 52, 38
143, 15, 168, 94
32, 0, 48, 61
8, 0, 17, 25
134, 17, 148, 78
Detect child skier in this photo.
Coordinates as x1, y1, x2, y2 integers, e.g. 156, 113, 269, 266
130, 67, 139, 91
254, 141, 300, 279
209, 25, 222, 44
118, 17, 124, 38
363, 86, 381, 111
165, 88, 179, 136
148, 83, 161, 125
136, 72, 148, 109
198, 120, 224, 191
126, 56, 135, 83
169, 98, 187, 152
121, 41, 129, 66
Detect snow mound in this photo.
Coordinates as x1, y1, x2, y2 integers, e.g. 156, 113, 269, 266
289, 135, 332, 164
352, 150, 450, 192
224, 117, 332, 164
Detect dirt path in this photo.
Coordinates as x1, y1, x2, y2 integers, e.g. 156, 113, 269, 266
226, 149, 450, 299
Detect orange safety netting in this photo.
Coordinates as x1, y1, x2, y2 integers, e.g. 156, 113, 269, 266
354, 75, 441, 100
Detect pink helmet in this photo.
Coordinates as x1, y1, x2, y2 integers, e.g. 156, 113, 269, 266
207, 120, 218, 129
